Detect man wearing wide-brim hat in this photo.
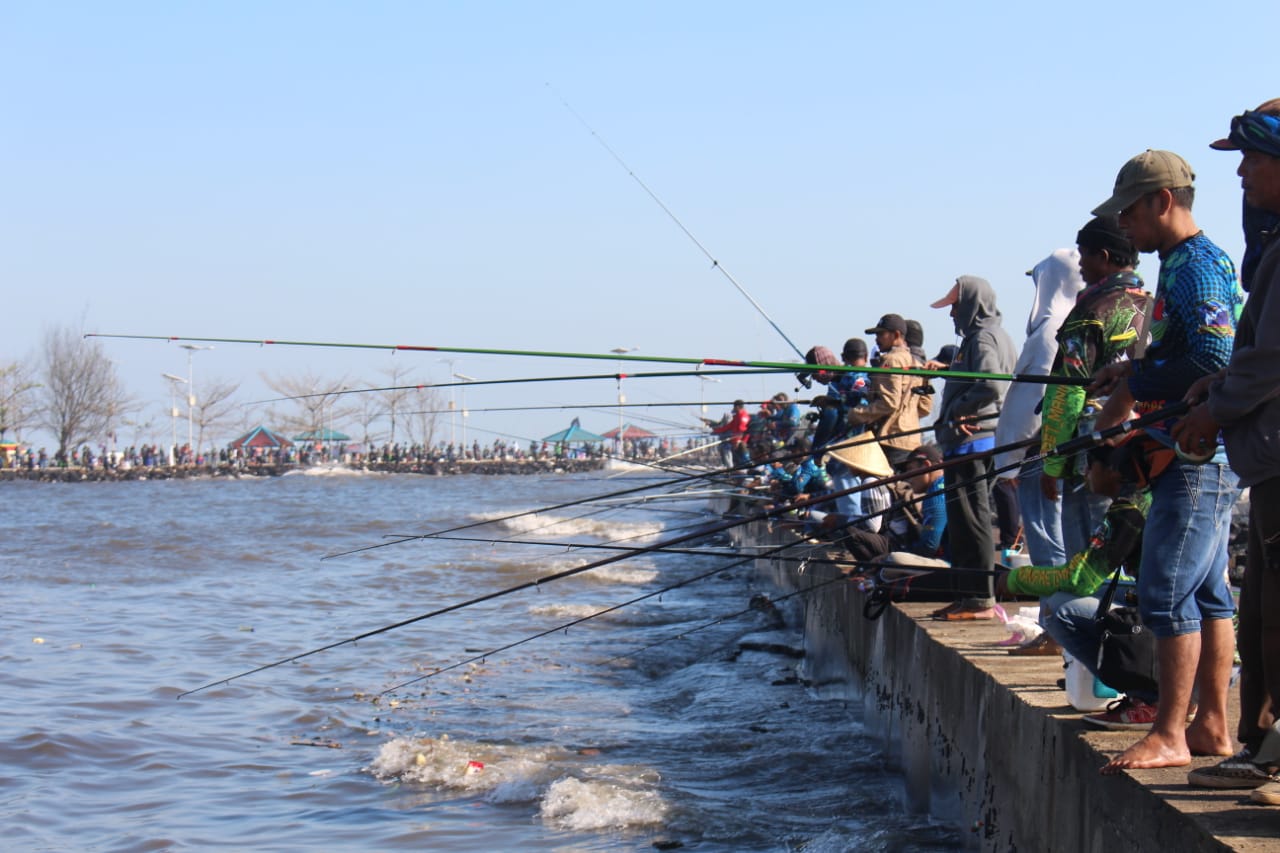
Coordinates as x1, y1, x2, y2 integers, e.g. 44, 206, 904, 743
1089, 148, 1243, 775
1173, 99, 1280, 803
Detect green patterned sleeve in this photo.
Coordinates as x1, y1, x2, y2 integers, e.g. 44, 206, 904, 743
1040, 384, 1085, 478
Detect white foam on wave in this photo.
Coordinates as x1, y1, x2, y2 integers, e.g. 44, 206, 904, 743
368, 736, 669, 830
527, 602, 610, 620
590, 564, 659, 585
478, 511, 665, 542
286, 465, 382, 478
368, 735, 563, 801
540, 770, 669, 830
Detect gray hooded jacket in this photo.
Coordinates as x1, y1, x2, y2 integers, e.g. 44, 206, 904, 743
935, 276, 1019, 453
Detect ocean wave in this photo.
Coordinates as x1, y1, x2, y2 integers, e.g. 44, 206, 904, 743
476, 511, 665, 542
367, 736, 668, 830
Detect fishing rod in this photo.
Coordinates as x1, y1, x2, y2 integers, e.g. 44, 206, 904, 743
598, 567, 855, 668
245, 369, 790, 406
183, 425, 1043, 697
426, 532, 857, 566
182, 403, 1185, 698
87, 334, 1092, 387
378, 546, 777, 695
380, 403, 1196, 691
324, 412, 1001, 561
551, 86, 806, 361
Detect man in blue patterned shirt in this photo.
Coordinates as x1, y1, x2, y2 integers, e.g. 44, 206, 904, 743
1090, 150, 1243, 774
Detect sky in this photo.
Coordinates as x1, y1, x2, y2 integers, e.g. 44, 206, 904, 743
3, 2, 1277, 451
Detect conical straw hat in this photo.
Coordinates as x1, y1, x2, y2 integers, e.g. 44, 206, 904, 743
825, 431, 893, 479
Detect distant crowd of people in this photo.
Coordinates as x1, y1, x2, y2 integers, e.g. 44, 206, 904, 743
707, 101, 1280, 802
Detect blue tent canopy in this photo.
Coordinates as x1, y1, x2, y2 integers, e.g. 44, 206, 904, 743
292, 428, 351, 442
229, 425, 294, 450
542, 417, 606, 443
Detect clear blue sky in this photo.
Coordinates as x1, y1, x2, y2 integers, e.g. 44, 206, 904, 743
3, 2, 1275, 449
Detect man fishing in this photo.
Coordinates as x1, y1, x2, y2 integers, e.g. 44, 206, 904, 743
848, 313, 932, 470
1039, 217, 1149, 557
928, 276, 1017, 620
1089, 149, 1242, 773
703, 399, 751, 468
1174, 100, 1280, 802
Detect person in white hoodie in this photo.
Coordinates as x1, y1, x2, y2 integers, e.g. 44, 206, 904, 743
994, 250, 1085, 568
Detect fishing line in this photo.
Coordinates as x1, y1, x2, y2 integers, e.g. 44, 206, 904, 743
88, 333, 1092, 387
383, 403, 1193, 688
377, 549, 768, 696
550, 85, 806, 360
181, 431, 1031, 697
426, 533, 857, 566
245, 369, 786, 406
325, 412, 998, 560
180, 404, 1182, 697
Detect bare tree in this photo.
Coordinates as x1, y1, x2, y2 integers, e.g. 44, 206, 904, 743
403, 385, 440, 448
352, 390, 383, 448
0, 361, 40, 441
259, 371, 357, 449
38, 326, 135, 458
376, 361, 422, 445
191, 378, 242, 452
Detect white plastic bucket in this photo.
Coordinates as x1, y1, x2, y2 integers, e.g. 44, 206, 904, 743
1064, 653, 1120, 711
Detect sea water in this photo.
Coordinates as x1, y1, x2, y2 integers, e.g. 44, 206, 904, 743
1, 470, 960, 850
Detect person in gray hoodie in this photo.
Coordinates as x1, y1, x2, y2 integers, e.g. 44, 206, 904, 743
995, 249, 1086, 567
927, 275, 1018, 619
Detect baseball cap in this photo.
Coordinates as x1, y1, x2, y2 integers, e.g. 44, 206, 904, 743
1209, 98, 1280, 151
930, 282, 960, 309
865, 313, 907, 335
1091, 149, 1195, 217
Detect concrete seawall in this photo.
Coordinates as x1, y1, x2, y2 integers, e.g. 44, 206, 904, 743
736, 518, 1280, 852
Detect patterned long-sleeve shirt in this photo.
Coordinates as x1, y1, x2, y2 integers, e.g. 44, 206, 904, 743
1040, 271, 1148, 478
1005, 487, 1149, 597
1127, 233, 1242, 415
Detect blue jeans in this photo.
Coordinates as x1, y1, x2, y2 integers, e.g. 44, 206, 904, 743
1017, 460, 1064, 566
1060, 478, 1110, 559
1138, 459, 1240, 638
1044, 589, 1157, 705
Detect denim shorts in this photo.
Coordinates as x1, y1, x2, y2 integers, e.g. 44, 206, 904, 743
1137, 458, 1240, 637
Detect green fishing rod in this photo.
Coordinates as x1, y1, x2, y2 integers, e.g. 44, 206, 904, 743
87, 333, 1091, 386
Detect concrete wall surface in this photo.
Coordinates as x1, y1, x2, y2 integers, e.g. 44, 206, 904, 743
737, 519, 1278, 852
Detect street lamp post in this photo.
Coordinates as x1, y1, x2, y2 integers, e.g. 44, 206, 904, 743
610, 347, 636, 457
179, 344, 213, 458
162, 373, 187, 466
452, 373, 477, 449
438, 358, 458, 448
697, 375, 721, 417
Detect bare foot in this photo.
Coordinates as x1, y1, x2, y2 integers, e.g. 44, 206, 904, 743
1100, 732, 1191, 775
1185, 719, 1234, 757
